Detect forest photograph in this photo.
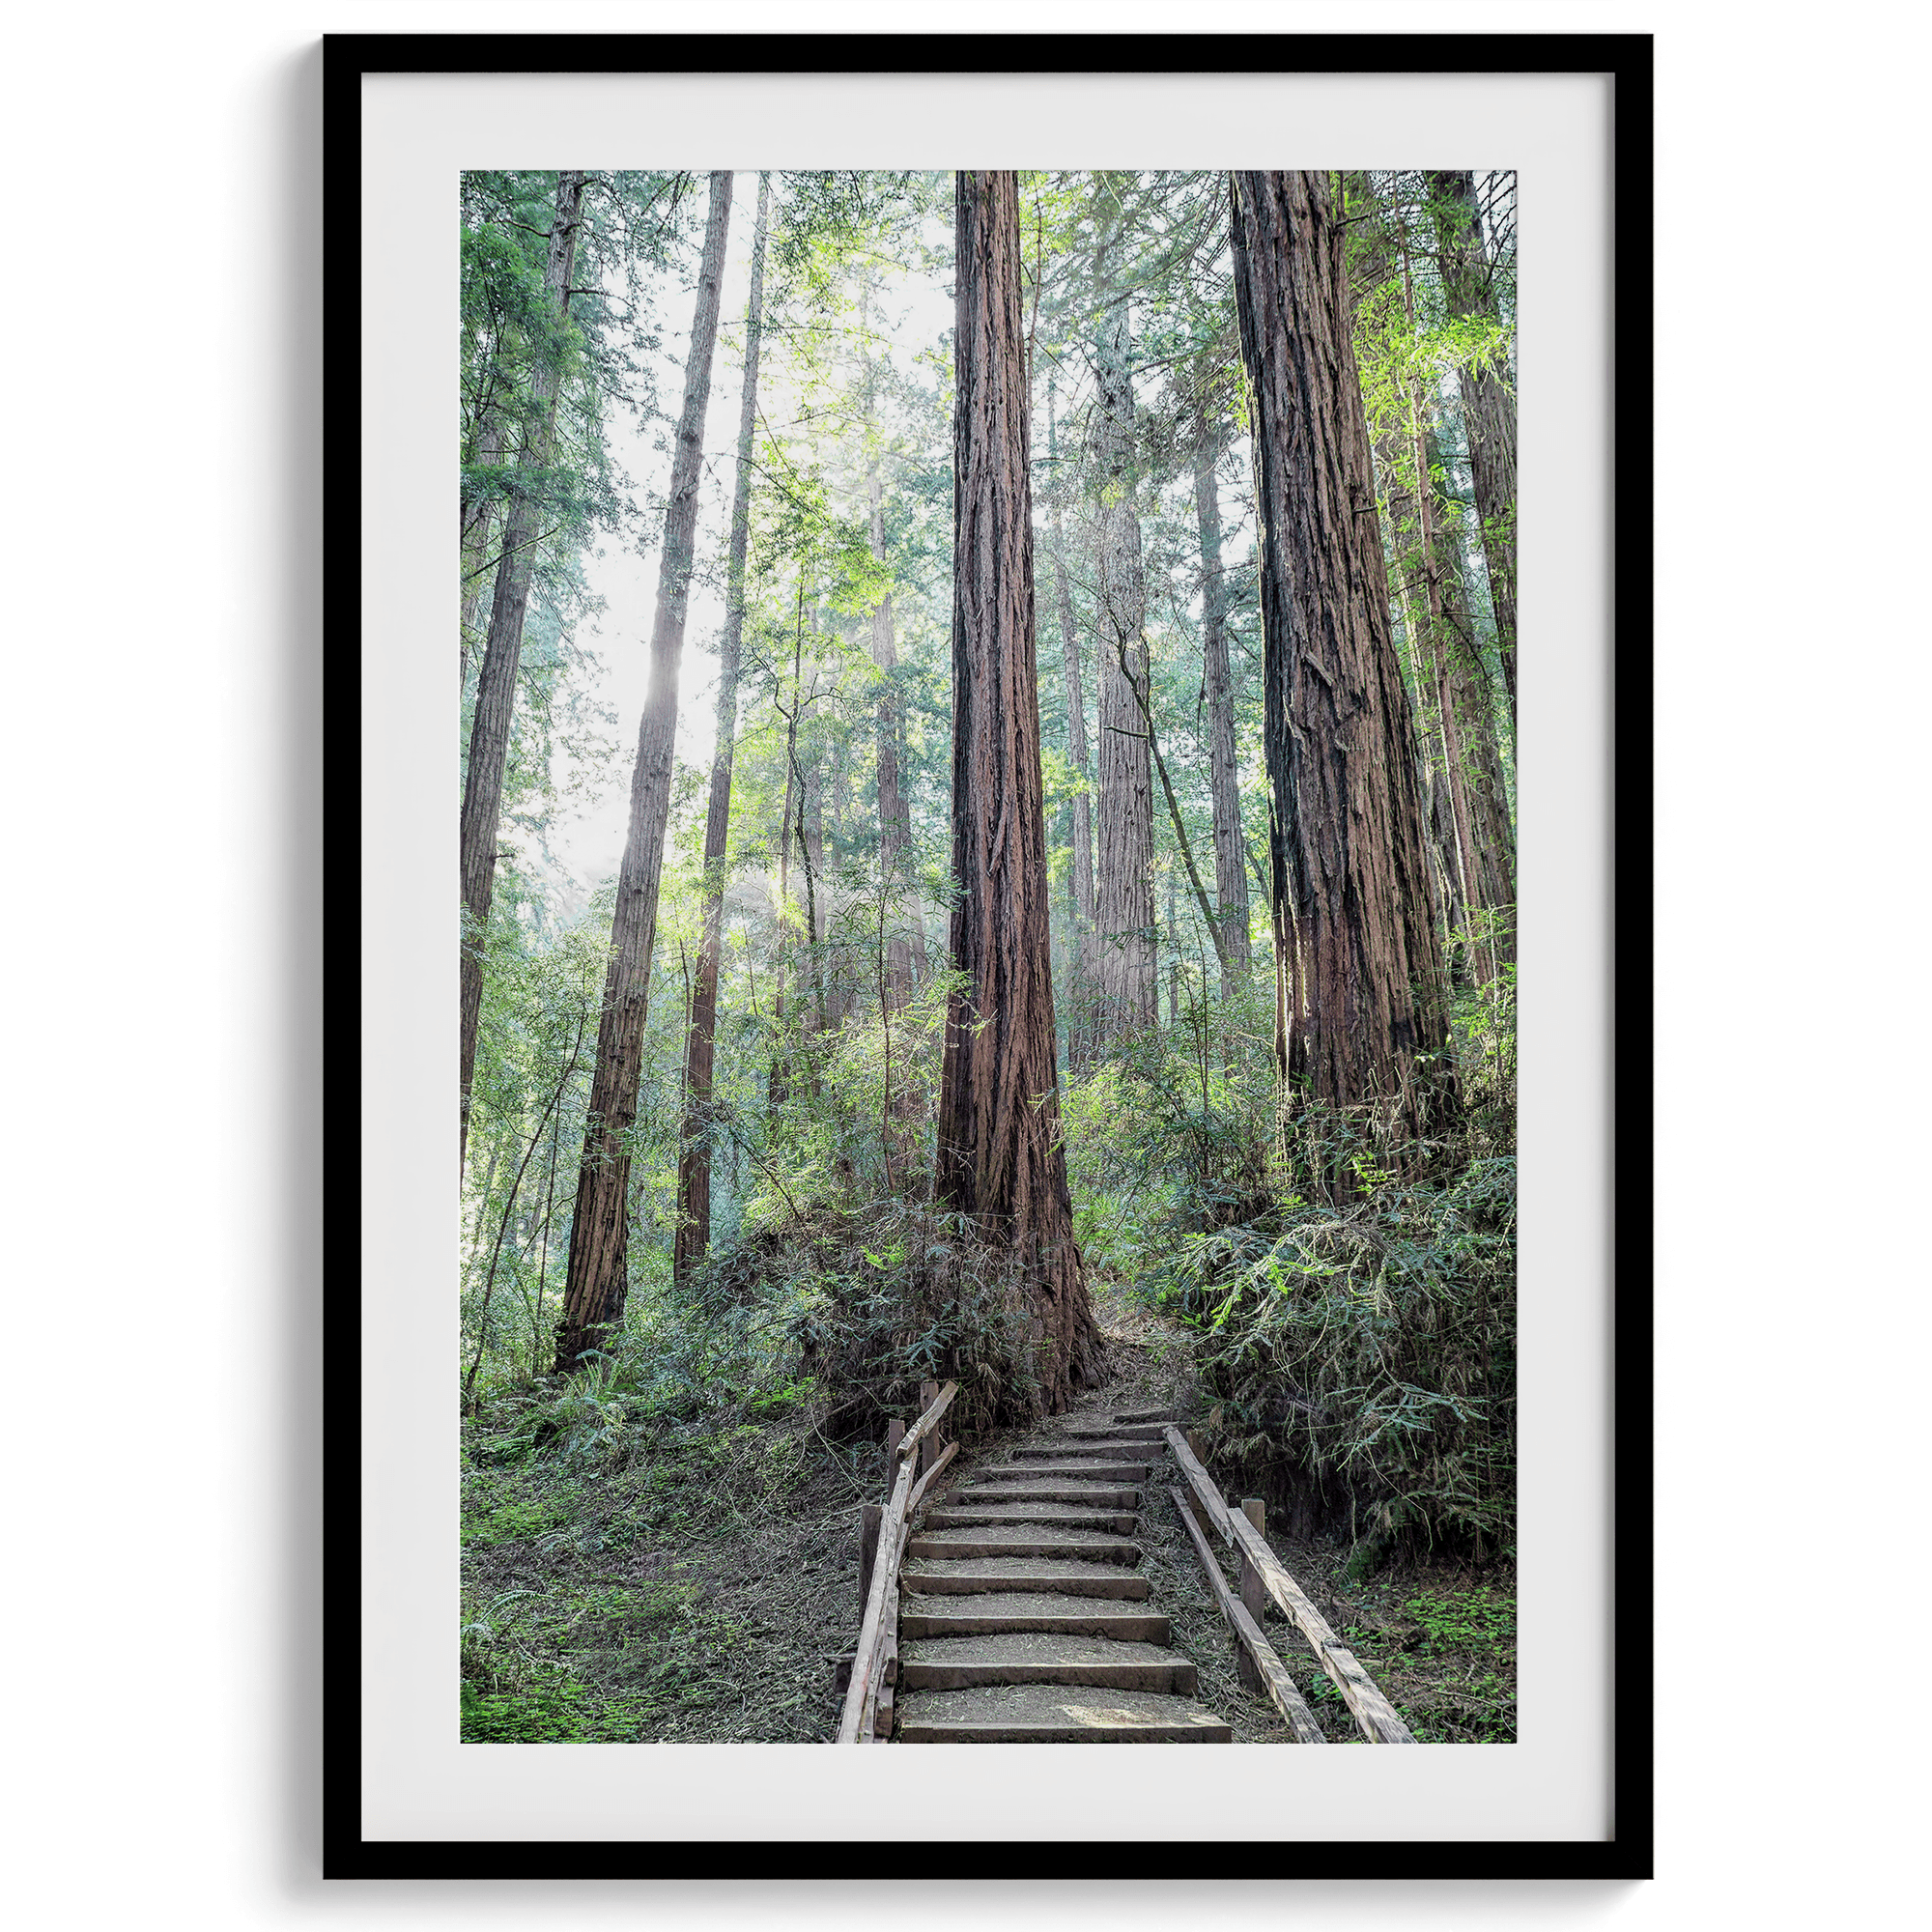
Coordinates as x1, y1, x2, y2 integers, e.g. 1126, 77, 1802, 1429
457, 165, 1519, 1747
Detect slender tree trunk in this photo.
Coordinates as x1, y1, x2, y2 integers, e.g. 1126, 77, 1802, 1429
1431, 169, 1517, 726
460, 415, 504, 693
1045, 381, 1095, 1070
1398, 236, 1515, 971
674, 173, 770, 1286
769, 674, 798, 1114
1193, 403, 1250, 993
1091, 192, 1156, 1042
867, 458, 926, 1002
1230, 170, 1451, 1134
937, 169, 1102, 1412
460, 171, 585, 1165
554, 172, 733, 1372
1426, 425, 1516, 926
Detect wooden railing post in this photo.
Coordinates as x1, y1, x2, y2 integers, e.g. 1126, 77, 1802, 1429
919, 1380, 946, 1479
859, 1501, 882, 1614
885, 1416, 905, 1468
1237, 1498, 1266, 1690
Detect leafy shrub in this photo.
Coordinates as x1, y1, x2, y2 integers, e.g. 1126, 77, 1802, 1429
1159, 1107, 1515, 1557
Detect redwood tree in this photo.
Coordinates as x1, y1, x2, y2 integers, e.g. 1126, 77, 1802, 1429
1045, 381, 1095, 1065
1090, 185, 1156, 1042
554, 172, 733, 1371
1193, 401, 1250, 992
936, 169, 1101, 1410
1229, 170, 1450, 1130
1432, 169, 1517, 727
459, 170, 584, 1163
673, 172, 770, 1286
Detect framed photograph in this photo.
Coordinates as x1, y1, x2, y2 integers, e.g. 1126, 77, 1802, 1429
327, 32, 1650, 1878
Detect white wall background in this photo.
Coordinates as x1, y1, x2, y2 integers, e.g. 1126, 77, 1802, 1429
1, 0, 1924, 1924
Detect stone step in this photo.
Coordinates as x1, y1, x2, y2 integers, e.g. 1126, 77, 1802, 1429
900, 1592, 1172, 1643
895, 1684, 1232, 1743
969, 1460, 1154, 1481
957, 1482, 1143, 1508
1007, 1441, 1156, 1463
922, 1502, 1142, 1535
1109, 1407, 1177, 1425
1060, 1423, 1166, 1440
907, 1528, 1142, 1564
900, 1556, 1151, 1599
898, 1632, 1199, 1694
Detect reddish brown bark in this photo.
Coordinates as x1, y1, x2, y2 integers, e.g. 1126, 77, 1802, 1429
554, 173, 733, 1371
1431, 169, 1517, 727
460, 171, 584, 1165
673, 172, 770, 1286
1230, 170, 1450, 1131
1090, 196, 1155, 1042
1193, 403, 1250, 992
1046, 382, 1095, 1067
936, 170, 1102, 1411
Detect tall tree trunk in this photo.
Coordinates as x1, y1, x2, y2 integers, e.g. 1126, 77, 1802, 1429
1046, 381, 1095, 1070
1230, 169, 1451, 1135
937, 169, 1102, 1412
1090, 191, 1156, 1042
1431, 169, 1517, 727
1398, 220, 1515, 972
460, 414, 504, 694
1425, 423, 1516, 928
459, 170, 585, 1164
1193, 403, 1250, 994
867, 470, 926, 1008
674, 172, 769, 1286
554, 172, 733, 1372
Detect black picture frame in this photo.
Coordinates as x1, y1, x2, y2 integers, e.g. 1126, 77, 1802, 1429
324, 31, 1652, 1882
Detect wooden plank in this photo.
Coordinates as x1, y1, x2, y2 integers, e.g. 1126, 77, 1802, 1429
1238, 1497, 1267, 1625
837, 1450, 917, 1743
1168, 1487, 1325, 1745
884, 1418, 905, 1469
1224, 1506, 1417, 1745
1165, 1425, 1413, 1744
906, 1437, 958, 1517
861, 1556, 903, 1741
859, 1502, 882, 1614
896, 1379, 958, 1463
1161, 1425, 1233, 1540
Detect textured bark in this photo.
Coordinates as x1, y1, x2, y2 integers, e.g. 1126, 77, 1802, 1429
1193, 406, 1250, 993
1046, 384, 1095, 1067
868, 459, 925, 1005
936, 170, 1102, 1411
1230, 170, 1450, 1129
1090, 200, 1156, 1041
554, 173, 733, 1371
674, 172, 770, 1286
1431, 170, 1517, 726
460, 171, 585, 1163
1398, 229, 1515, 972
1427, 428, 1515, 925
460, 415, 504, 692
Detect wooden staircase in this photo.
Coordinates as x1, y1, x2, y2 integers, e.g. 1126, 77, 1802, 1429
891, 1408, 1233, 1743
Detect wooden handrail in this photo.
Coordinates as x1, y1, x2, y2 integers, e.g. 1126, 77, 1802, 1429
895, 1378, 958, 1462
838, 1449, 916, 1743
1163, 1425, 1417, 1745
906, 1436, 957, 1516
1169, 1487, 1325, 1745
838, 1382, 960, 1743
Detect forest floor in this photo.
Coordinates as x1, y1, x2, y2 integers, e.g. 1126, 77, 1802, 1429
459, 1281, 1515, 1745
